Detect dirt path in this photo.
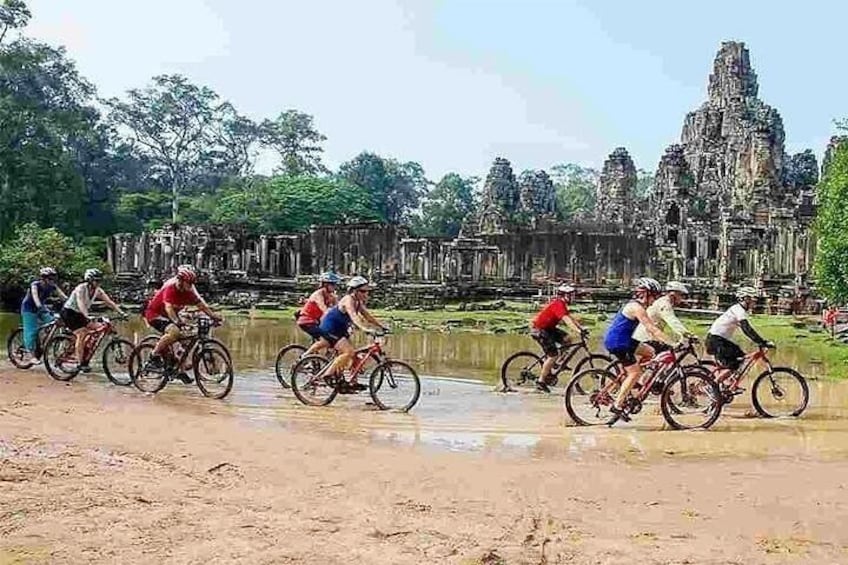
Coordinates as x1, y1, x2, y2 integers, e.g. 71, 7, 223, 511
1, 370, 847, 565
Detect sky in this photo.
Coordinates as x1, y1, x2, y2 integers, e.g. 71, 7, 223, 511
25, 0, 847, 179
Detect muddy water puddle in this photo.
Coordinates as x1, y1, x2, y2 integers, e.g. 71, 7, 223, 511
2, 313, 848, 460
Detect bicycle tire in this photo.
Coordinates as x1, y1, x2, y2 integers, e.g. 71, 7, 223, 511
369, 360, 421, 412
43, 334, 80, 382
751, 367, 809, 418
129, 342, 169, 394
660, 369, 722, 430
194, 346, 235, 399
500, 351, 543, 391
7, 328, 34, 369
102, 337, 135, 386
274, 344, 306, 388
564, 368, 618, 426
290, 354, 337, 406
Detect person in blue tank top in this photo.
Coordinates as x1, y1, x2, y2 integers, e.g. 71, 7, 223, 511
603, 277, 675, 422
20, 267, 68, 363
315, 276, 388, 393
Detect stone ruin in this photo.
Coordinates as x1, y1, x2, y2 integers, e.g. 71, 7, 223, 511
107, 41, 824, 310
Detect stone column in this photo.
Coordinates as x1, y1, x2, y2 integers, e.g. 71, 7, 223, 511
260, 236, 269, 273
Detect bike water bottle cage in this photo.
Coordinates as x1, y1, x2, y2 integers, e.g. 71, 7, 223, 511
197, 317, 211, 337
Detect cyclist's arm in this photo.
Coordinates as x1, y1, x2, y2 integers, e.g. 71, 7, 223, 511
313, 292, 328, 313
55, 287, 68, 302
629, 303, 674, 345
30, 282, 43, 309
658, 303, 689, 338
740, 319, 768, 346
196, 302, 221, 321
561, 313, 584, 335
72, 286, 90, 318
97, 289, 123, 313
164, 303, 182, 326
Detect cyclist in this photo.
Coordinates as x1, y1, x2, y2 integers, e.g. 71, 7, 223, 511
20, 267, 68, 364
143, 265, 222, 380
316, 276, 388, 393
60, 268, 125, 371
530, 283, 588, 393
300, 272, 341, 355
705, 286, 773, 383
603, 277, 676, 423
632, 280, 694, 357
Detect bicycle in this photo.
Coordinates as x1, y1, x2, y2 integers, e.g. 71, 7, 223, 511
135, 311, 231, 364
290, 331, 420, 411
42, 314, 134, 385
129, 316, 235, 399
6, 310, 67, 369
500, 332, 612, 392
564, 338, 722, 430
274, 329, 347, 388
708, 345, 809, 418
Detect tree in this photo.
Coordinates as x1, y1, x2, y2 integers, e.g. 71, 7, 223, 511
339, 152, 428, 223
550, 163, 598, 222
0, 0, 30, 45
106, 74, 219, 222
814, 135, 848, 303
260, 110, 326, 177
212, 176, 380, 233
210, 102, 261, 179
413, 173, 478, 237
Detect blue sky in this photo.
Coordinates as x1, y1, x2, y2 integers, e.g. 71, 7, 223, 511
27, 0, 845, 178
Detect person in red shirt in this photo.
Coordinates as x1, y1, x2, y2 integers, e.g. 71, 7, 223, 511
531, 283, 588, 392
300, 272, 340, 354
143, 265, 221, 374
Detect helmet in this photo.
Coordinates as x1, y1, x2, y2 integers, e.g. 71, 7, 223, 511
84, 268, 103, 282
176, 265, 197, 284
347, 276, 371, 291
665, 281, 689, 294
556, 284, 576, 295
319, 272, 341, 285
633, 277, 662, 295
39, 267, 57, 277
735, 286, 758, 300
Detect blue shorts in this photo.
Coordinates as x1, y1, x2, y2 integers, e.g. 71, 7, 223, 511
297, 323, 323, 341
606, 339, 639, 367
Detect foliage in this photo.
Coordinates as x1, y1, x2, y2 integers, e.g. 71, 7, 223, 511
0, 222, 107, 299
412, 173, 478, 237
106, 74, 220, 222
339, 152, 427, 223
814, 136, 848, 303
260, 110, 327, 177
212, 176, 381, 233
550, 163, 598, 222
0, 0, 30, 45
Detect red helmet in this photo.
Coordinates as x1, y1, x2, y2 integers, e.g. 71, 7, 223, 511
176, 265, 197, 284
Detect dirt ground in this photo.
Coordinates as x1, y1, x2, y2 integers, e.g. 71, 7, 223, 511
1, 369, 847, 565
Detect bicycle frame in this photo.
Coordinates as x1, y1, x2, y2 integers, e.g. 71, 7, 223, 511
716, 348, 771, 390
345, 336, 388, 379
80, 319, 117, 363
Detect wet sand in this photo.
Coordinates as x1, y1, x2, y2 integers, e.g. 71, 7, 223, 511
2, 367, 848, 564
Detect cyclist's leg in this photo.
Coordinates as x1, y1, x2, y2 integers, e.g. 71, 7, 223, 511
301, 324, 327, 355
325, 336, 355, 377
610, 347, 640, 409
705, 334, 741, 384
21, 311, 39, 355
532, 329, 559, 384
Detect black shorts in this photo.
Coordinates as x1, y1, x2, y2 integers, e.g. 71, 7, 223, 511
607, 339, 639, 367
319, 328, 345, 347
147, 317, 173, 334
60, 308, 89, 332
642, 340, 672, 354
705, 334, 744, 370
298, 323, 323, 341
531, 327, 568, 356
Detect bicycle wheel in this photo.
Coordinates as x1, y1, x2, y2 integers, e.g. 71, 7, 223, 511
291, 354, 337, 406
564, 368, 619, 426
660, 369, 722, 430
7, 328, 34, 369
369, 360, 421, 412
194, 346, 234, 399
102, 338, 135, 386
571, 353, 613, 376
500, 351, 543, 391
274, 344, 306, 388
751, 367, 809, 418
43, 334, 80, 381
129, 342, 169, 394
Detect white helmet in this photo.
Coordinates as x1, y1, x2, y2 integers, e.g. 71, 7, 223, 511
556, 284, 576, 295
633, 277, 662, 295
347, 276, 372, 291
84, 268, 103, 282
39, 267, 57, 277
735, 286, 758, 300
665, 281, 689, 294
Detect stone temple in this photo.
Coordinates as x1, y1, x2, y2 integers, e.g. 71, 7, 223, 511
107, 42, 820, 304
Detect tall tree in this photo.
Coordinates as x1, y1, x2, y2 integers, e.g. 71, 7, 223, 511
106, 74, 219, 222
260, 110, 326, 177
550, 163, 598, 222
0, 0, 30, 45
413, 173, 478, 237
211, 102, 260, 179
814, 134, 848, 303
339, 152, 428, 223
